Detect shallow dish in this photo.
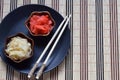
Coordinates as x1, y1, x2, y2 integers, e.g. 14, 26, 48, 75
4, 33, 34, 63
25, 11, 55, 36
0, 4, 70, 74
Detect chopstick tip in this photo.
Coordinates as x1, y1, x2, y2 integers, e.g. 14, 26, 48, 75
27, 75, 31, 78
36, 76, 39, 79
69, 14, 72, 18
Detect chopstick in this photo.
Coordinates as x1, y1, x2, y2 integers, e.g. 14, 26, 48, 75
27, 15, 68, 78
36, 14, 71, 79
28, 14, 71, 79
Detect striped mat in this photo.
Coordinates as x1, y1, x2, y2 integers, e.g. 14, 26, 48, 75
0, 0, 120, 80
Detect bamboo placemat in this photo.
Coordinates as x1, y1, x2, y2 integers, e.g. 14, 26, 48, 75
0, 0, 120, 80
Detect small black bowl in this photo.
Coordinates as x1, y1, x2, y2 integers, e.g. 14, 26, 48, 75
25, 11, 55, 36
4, 33, 34, 63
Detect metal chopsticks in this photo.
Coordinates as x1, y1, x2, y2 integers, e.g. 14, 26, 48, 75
28, 14, 71, 79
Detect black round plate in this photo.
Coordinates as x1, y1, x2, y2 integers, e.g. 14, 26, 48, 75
0, 4, 70, 74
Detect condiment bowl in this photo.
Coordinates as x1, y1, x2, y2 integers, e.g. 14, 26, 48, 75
4, 33, 34, 63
